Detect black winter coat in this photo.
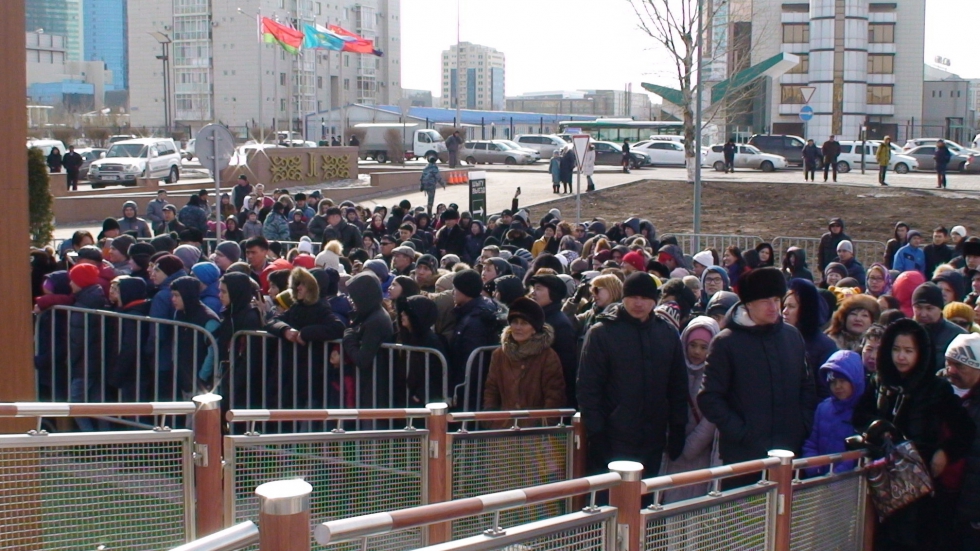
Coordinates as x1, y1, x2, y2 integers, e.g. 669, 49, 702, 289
322, 220, 362, 254
342, 273, 396, 408
817, 221, 850, 271
449, 296, 499, 389
436, 224, 466, 257
69, 285, 109, 380
577, 304, 688, 472
958, 386, 980, 523
266, 299, 346, 408
542, 302, 578, 408
698, 305, 816, 464
105, 300, 152, 395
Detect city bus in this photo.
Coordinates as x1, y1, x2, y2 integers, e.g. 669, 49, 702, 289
557, 119, 685, 142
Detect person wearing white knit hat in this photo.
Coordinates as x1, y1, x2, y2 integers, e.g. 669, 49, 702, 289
691, 250, 715, 278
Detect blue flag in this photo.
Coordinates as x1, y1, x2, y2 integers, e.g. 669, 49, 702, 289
301, 24, 349, 51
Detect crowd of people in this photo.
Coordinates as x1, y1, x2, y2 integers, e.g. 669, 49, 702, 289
28, 179, 980, 549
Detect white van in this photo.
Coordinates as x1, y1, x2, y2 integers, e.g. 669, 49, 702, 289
836, 141, 918, 174
87, 138, 182, 187
27, 139, 68, 157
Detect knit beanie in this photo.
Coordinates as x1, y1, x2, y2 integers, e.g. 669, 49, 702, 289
128, 242, 156, 271
692, 250, 715, 268
416, 254, 439, 273
737, 267, 787, 304
946, 333, 980, 370
911, 282, 944, 309
173, 244, 202, 271
110, 234, 136, 258
363, 259, 390, 282
154, 254, 185, 277
824, 262, 848, 280
507, 297, 546, 332
623, 272, 661, 300
216, 241, 242, 263
453, 269, 483, 299
69, 264, 101, 289
686, 326, 714, 345
944, 302, 975, 325
494, 275, 526, 306
622, 251, 646, 272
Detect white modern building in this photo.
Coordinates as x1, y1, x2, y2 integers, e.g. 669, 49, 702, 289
753, 0, 924, 141
26, 31, 114, 112
440, 42, 505, 111
128, 0, 402, 134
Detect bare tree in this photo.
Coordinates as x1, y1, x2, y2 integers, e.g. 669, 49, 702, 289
630, 0, 770, 182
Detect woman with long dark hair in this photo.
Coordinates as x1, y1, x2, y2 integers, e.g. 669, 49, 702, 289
722, 245, 749, 292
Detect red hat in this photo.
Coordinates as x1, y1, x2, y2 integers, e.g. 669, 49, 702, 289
292, 254, 315, 270
260, 258, 293, 295
69, 263, 101, 289
622, 251, 646, 272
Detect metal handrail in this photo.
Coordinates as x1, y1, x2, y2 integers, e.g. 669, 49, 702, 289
453, 345, 499, 411
0, 401, 196, 417
791, 449, 866, 471
314, 472, 622, 544
226, 407, 432, 422
641, 456, 782, 494
448, 409, 577, 422
166, 521, 259, 551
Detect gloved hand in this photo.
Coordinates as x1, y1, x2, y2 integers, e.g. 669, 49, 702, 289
668, 425, 686, 461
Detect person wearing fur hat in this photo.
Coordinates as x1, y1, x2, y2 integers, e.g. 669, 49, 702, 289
853, 319, 975, 550
483, 297, 566, 425
435, 209, 466, 257
914, 281, 968, 372
663, 316, 721, 503
893, 230, 926, 276
529, 273, 578, 406
578, 271, 688, 477
699, 267, 815, 482
68, 263, 109, 426
825, 295, 880, 353
783, 279, 838, 398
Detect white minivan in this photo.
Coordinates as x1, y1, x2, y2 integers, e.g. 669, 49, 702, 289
87, 138, 182, 187
836, 141, 918, 174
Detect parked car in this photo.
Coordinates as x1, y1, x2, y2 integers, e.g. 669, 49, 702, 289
834, 141, 917, 174
747, 134, 806, 166
74, 147, 107, 180
87, 138, 182, 187
902, 138, 979, 156
497, 139, 541, 162
704, 144, 787, 172
903, 145, 976, 172
26, 138, 67, 157
182, 139, 196, 160
591, 140, 652, 169
514, 134, 569, 158
631, 140, 692, 166
460, 140, 536, 165
108, 134, 138, 144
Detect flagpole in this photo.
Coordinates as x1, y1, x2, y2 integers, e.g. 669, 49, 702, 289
454, 0, 460, 127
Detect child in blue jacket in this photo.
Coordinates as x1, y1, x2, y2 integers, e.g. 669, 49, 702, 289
802, 350, 866, 475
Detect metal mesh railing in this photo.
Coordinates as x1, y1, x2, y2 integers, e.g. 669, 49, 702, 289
420, 510, 617, 551
454, 346, 498, 412
771, 236, 887, 277
450, 427, 574, 539
661, 234, 764, 257
789, 472, 865, 551
640, 485, 775, 551
0, 430, 194, 551
225, 430, 427, 551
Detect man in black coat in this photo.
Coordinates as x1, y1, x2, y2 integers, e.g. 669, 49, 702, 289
342, 271, 395, 409
817, 217, 850, 272
529, 274, 579, 407
62, 145, 83, 191
578, 272, 688, 477
448, 269, 499, 395
722, 139, 736, 173
321, 207, 362, 254
698, 267, 816, 486
435, 209, 466, 257
822, 135, 841, 182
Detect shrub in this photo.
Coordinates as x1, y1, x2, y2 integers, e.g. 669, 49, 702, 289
28, 147, 55, 248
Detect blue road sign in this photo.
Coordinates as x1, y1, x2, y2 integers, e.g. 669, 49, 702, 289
799, 105, 814, 122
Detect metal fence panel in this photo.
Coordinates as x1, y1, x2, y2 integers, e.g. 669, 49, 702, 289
35, 306, 220, 408
450, 427, 574, 539
771, 236, 887, 278
454, 346, 498, 412
226, 331, 448, 422
789, 472, 866, 551
0, 430, 195, 551
409, 509, 617, 551
640, 484, 776, 551
661, 234, 764, 256
224, 430, 427, 551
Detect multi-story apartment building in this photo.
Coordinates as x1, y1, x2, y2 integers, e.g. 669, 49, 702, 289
440, 42, 505, 111
128, 0, 402, 133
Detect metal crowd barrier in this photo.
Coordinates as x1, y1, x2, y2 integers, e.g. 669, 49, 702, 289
771, 236, 887, 276
34, 305, 220, 411
0, 401, 201, 551
453, 346, 499, 412
661, 233, 765, 256
225, 331, 449, 419
788, 451, 867, 551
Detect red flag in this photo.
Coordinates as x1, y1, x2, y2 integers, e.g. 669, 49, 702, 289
262, 17, 303, 54
327, 24, 377, 54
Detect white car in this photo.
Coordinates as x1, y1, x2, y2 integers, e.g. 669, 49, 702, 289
497, 139, 541, 162
87, 137, 182, 187
836, 141, 918, 174
902, 138, 979, 156
631, 140, 690, 166
514, 134, 569, 158
703, 144, 787, 172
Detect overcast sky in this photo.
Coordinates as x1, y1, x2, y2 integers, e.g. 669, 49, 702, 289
400, 0, 979, 102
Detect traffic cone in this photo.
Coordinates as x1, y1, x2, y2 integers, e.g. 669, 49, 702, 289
448, 172, 456, 185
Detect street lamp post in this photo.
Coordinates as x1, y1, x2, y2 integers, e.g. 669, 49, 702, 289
237, 8, 263, 141
149, 31, 172, 135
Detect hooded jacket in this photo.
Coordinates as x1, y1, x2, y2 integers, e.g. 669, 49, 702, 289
958, 372, 980, 523
802, 351, 866, 474
865, 263, 892, 298
106, 277, 152, 393
213, 273, 264, 406
262, 210, 291, 241
69, 283, 109, 380
449, 294, 500, 392
891, 271, 926, 317
311, 268, 352, 327
698, 265, 731, 310
788, 278, 838, 399
191, 262, 222, 315
818, 218, 850, 271
342, 272, 395, 407
396, 295, 446, 405
853, 319, 974, 493
322, 219, 362, 255
698, 304, 816, 464
542, 300, 579, 407
34, 273, 74, 399
118, 200, 153, 237
663, 316, 721, 501
172, 276, 220, 391
148, 268, 187, 377
782, 247, 813, 281
578, 303, 688, 471
483, 324, 565, 426
462, 221, 486, 265
884, 222, 910, 270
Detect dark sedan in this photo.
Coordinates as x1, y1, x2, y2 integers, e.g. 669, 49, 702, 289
591, 141, 652, 169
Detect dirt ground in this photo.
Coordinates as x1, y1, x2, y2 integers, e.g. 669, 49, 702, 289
526, 180, 980, 243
